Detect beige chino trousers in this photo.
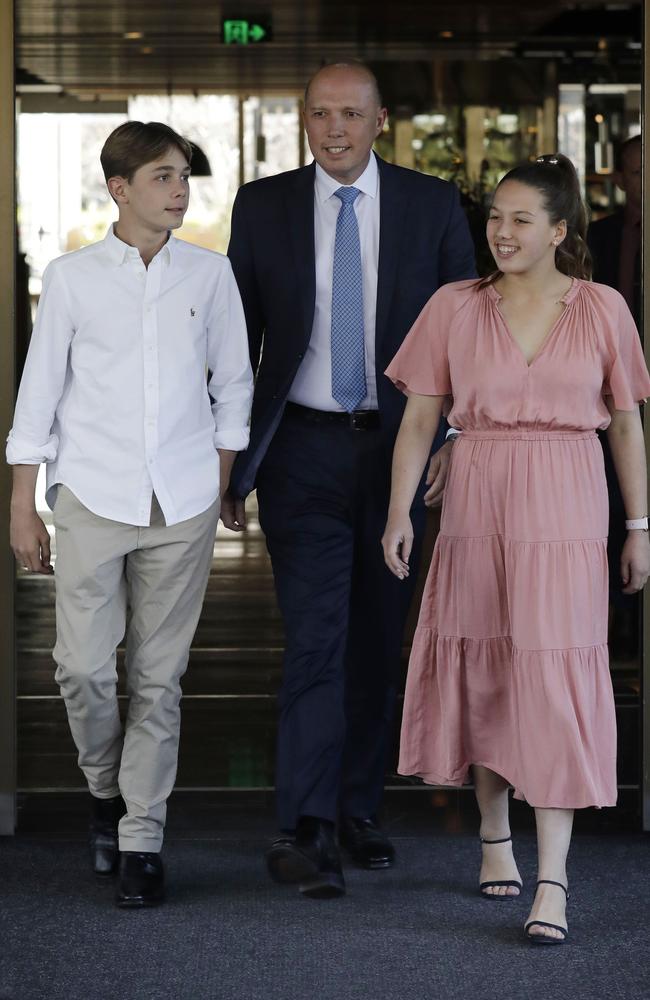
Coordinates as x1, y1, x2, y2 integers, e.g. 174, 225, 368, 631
52, 486, 220, 852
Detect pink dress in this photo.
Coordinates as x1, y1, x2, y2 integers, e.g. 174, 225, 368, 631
385, 278, 650, 808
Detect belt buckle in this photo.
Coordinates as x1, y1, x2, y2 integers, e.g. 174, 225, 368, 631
349, 410, 370, 431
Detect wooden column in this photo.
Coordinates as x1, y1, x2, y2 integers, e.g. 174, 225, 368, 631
0, 0, 16, 834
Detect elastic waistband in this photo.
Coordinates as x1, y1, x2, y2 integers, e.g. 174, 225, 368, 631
459, 429, 597, 442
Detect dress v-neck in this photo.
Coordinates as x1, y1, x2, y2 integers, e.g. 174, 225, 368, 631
488, 278, 577, 369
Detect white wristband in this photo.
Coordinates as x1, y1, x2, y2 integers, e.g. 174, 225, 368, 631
625, 517, 648, 531
446, 428, 461, 441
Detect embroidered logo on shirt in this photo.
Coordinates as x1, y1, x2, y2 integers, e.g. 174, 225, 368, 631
190, 307, 196, 317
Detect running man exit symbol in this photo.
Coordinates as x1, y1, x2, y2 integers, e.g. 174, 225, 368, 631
223, 19, 271, 44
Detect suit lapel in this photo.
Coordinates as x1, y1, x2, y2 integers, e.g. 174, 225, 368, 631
375, 158, 409, 350
285, 163, 317, 344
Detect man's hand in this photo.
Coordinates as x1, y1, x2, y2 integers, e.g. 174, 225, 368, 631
10, 507, 53, 574
220, 489, 247, 532
423, 439, 455, 508
620, 531, 650, 594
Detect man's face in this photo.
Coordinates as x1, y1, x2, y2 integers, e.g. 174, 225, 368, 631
111, 146, 190, 234
303, 68, 387, 185
617, 141, 641, 215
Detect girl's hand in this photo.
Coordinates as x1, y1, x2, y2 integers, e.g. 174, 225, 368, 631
621, 531, 650, 594
382, 514, 413, 579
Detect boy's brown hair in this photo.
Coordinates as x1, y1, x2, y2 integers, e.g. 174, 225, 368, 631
100, 121, 193, 182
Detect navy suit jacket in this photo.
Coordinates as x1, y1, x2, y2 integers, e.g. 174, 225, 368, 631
587, 211, 641, 328
227, 156, 476, 498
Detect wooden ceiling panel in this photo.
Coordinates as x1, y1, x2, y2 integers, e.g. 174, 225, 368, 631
16, 0, 642, 95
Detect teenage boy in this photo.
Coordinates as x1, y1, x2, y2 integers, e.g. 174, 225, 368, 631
7, 121, 253, 908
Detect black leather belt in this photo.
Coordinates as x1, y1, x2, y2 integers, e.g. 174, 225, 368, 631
285, 401, 381, 430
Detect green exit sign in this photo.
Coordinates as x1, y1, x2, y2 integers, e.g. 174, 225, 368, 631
223, 19, 272, 44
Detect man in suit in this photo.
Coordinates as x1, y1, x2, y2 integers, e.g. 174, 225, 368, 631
223, 63, 475, 898
587, 134, 641, 326
588, 133, 642, 660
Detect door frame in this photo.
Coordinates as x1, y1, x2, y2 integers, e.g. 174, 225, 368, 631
0, 0, 16, 835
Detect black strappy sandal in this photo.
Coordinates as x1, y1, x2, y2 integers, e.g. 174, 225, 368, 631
479, 836, 523, 900
524, 880, 569, 945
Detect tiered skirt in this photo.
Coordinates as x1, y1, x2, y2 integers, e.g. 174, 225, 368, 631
398, 430, 617, 808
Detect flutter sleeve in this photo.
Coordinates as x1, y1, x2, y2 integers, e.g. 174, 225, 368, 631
385, 285, 454, 396
603, 293, 650, 409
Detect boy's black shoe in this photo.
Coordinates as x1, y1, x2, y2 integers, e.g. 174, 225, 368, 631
115, 852, 165, 908
89, 794, 125, 879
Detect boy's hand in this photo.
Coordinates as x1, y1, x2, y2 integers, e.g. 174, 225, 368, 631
220, 489, 247, 532
10, 508, 53, 574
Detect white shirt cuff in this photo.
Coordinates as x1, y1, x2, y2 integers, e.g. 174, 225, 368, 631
213, 427, 250, 452
6, 430, 59, 465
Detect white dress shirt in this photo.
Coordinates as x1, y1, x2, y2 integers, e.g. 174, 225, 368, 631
7, 227, 253, 527
288, 152, 380, 411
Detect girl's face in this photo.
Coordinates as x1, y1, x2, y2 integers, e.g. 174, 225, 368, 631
486, 180, 566, 275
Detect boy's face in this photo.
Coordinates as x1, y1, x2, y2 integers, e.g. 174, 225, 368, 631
109, 145, 191, 234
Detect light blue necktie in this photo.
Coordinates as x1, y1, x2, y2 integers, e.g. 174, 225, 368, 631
331, 186, 367, 412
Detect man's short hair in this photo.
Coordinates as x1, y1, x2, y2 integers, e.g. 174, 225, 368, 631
304, 63, 383, 108
615, 133, 641, 173
100, 121, 193, 182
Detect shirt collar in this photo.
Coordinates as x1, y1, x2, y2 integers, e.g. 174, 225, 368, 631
314, 151, 379, 205
102, 224, 174, 266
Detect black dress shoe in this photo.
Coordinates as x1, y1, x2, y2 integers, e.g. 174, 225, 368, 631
339, 817, 395, 870
89, 794, 126, 880
115, 852, 165, 908
266, 816, 345, 898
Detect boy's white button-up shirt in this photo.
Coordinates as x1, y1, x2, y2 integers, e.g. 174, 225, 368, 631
6, 227, 254, 527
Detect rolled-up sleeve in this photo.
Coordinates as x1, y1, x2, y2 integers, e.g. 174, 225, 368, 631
6, 261, 75, 465
206, 259, 254, 452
